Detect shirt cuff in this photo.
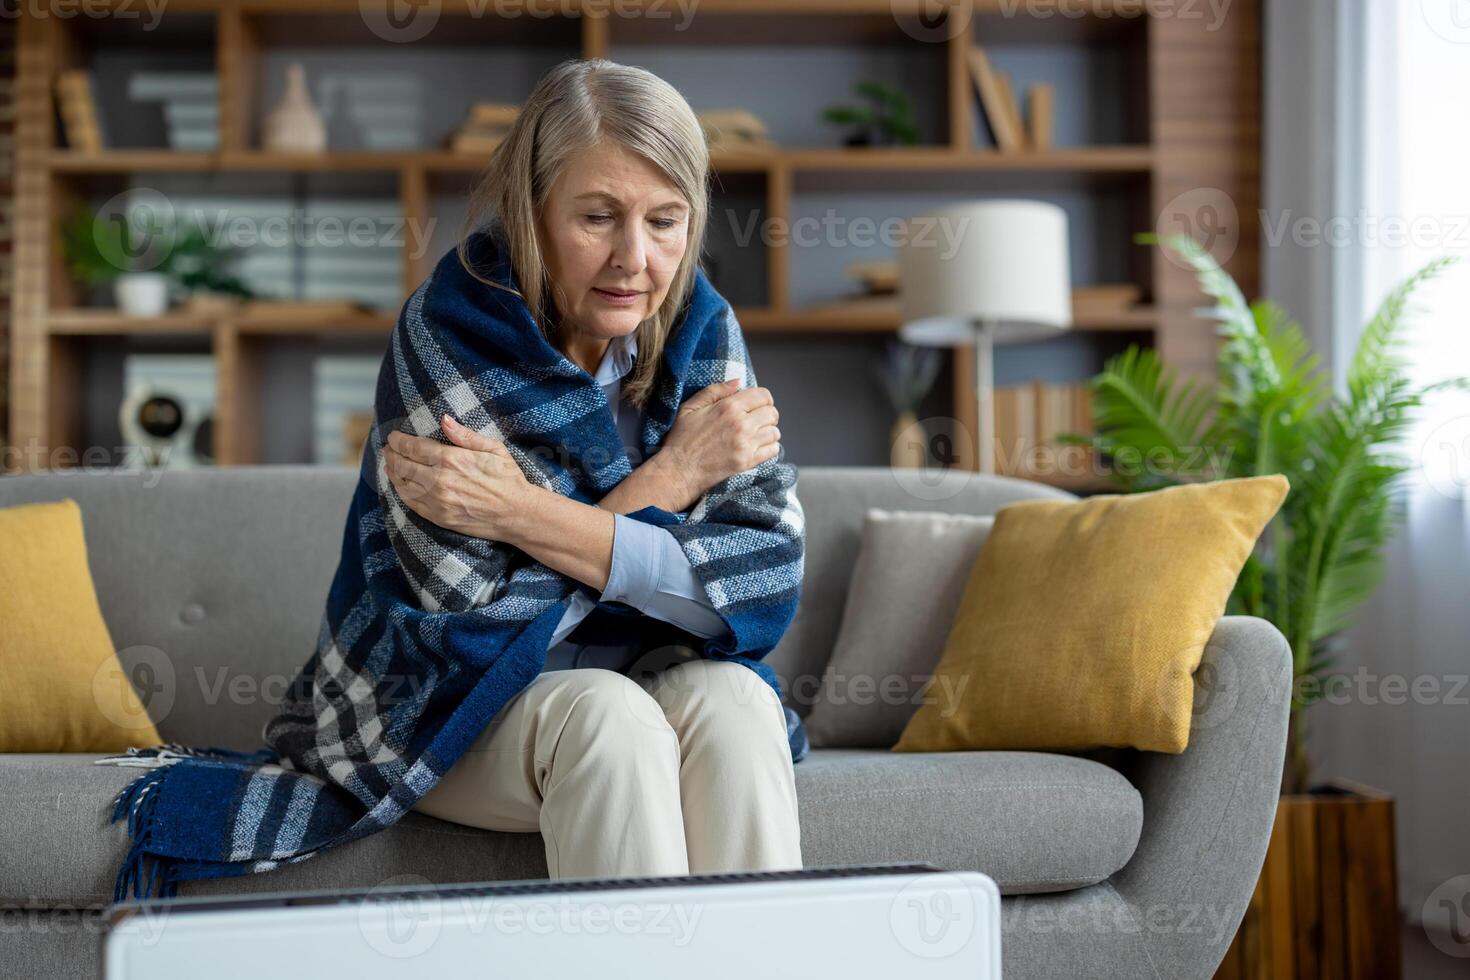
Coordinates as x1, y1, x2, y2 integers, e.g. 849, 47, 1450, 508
600, 512, 663, 609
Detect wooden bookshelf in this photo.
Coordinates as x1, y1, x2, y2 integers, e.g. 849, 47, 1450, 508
6, 0, 1260, 475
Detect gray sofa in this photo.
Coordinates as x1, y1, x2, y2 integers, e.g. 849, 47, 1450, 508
0, 465, 1290, 979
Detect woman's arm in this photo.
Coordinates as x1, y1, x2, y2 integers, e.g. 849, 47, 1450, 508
595, 452, 694, 515
501, 483, 615, 591
384, 382, 781, 597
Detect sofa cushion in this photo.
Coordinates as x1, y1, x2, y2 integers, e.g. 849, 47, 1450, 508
2, 748, 1141, 904
0, 499, 163, 753
896, 475, 1290, 755
804, 509, 995, 749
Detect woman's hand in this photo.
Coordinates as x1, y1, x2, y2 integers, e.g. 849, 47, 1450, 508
653, 379, 782, 506
383, 414, 534, 541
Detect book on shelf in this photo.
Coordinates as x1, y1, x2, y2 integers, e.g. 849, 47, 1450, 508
55, 69, 103, 152
1026, 83, 1054, 150
696, 108, 777, 156
965, 47, 1024, 153
992, 380, 1099, 482
1072, 283, 1144, 319
447, 102, 519, 155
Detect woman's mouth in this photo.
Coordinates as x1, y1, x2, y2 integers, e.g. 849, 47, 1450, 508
593, 287, 644, 306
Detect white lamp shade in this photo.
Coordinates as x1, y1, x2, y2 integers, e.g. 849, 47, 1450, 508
897, 199, 1072, 345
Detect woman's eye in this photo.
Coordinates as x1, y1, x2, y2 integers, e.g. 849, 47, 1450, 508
585, 214, 613, 225
652, 217, 678, 230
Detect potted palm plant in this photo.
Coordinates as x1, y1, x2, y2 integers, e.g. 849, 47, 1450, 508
1063, 233, 1467, 979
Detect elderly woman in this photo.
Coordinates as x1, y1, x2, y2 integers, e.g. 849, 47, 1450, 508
99, 59, 806, 900
382, 60, 804, 878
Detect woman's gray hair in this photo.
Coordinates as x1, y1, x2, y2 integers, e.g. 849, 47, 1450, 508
458, 58, 711, 410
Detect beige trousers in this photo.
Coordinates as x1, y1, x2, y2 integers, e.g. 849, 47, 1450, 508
410, 658, 803, 880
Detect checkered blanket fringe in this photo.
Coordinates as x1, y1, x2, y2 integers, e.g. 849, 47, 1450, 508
94, 229, 808, 901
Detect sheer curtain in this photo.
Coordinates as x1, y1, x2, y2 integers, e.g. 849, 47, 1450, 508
1268, 0, 1470, 927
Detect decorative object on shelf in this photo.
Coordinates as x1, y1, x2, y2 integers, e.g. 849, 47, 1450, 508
966, 47, 1025, 152
166, 223, 254, 302
112, 273, 170, 318
128, 72, 219, 151
897, 199, 1072, 474
264, 62, 327, 154
117, 353, 216, 470
191, 414, 216, 465
1025, 83, 1054, 150
54, 69, 104, 152
1071, 282, 1142, 318
874, 340, 942, 469
821, 80, 921, 147
62, 206, 169, 316
118, 388, 183, 467
1077, 235, 1452, 980
845, 258, 899, 296
696, 108, 778, 156
448, 102, 519, 155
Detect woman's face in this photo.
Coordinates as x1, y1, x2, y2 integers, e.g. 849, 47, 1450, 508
537, 139, 690, 355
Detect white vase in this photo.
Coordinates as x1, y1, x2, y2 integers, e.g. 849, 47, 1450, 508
114, 273, 170, 317
264, 62, 326, 153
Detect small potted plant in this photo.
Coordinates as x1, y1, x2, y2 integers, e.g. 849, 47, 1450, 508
822, 80, 922, 147
62, 207, 252, 316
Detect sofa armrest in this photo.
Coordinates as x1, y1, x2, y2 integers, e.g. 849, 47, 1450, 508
1110, 615, 1292, 978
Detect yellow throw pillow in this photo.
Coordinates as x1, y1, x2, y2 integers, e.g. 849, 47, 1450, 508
0, 498, 164, 752
893, 475, 1289, 755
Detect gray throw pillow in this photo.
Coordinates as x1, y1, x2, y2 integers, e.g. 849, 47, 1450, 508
803, 508, 994, 749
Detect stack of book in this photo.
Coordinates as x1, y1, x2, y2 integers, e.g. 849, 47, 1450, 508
447, 103, 519, 155
129, 72, 219, 151
964, 47, 1054, 152
992, 380, 1099, 483
695, 108, 777, 156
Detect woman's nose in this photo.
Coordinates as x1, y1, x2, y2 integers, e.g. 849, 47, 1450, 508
611, 224, 648, 273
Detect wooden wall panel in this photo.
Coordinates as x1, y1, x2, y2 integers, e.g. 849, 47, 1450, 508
1150, 0, 1262, 382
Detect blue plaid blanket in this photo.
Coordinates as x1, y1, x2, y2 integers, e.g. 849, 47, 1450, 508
95, 229, 808, 900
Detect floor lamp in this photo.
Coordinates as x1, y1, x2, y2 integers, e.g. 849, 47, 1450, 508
896, 200, 1072, 475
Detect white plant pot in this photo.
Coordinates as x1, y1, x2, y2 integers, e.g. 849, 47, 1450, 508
115, 273, 170, 317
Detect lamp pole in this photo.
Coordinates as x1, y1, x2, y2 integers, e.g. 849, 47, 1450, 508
974, 320, 996, 475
